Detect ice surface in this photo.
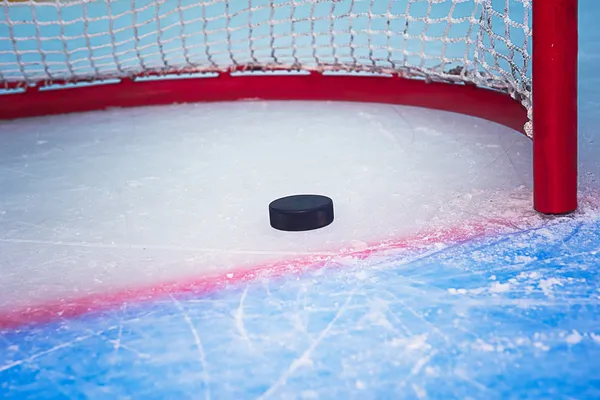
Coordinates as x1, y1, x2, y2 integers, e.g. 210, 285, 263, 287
1, 216, 599, 399
1, 0, 600, 398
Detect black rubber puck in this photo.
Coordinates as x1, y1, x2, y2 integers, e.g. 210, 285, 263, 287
269, 194, 334, 232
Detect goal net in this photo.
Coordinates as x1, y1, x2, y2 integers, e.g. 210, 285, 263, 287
1, 0, 531, 113
0, 0, 578, 214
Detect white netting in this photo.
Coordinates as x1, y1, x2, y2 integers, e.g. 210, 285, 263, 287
0, 0, 532, 127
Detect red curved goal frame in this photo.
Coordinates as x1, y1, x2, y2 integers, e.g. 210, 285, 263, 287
0, 0, 578, 215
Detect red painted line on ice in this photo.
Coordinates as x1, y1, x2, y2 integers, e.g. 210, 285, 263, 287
0, 219, 514, 330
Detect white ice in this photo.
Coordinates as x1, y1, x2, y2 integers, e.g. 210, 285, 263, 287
0, 100, 539, 311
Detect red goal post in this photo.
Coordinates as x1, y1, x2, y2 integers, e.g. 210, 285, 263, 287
0, 0, 578, 214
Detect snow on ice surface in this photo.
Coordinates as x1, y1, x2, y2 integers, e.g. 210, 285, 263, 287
1, 0, 600, 399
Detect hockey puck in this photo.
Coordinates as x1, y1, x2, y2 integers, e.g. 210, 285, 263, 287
269, 194, 334, 232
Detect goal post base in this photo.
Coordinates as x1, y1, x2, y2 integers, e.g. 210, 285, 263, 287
0, 71, 528, 132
